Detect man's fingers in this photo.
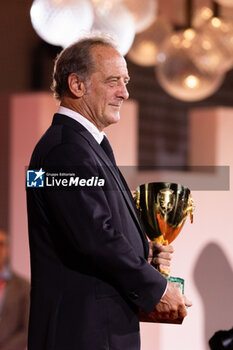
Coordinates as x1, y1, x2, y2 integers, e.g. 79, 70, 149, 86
152, 257, 171, 266
178, 303, 188, 318
149, 242, 174, 274
148, 242, 174, 267
183, 295, 192, 307
169, 310, 179, 320
150, 242, 174, 254
152, 259, 171, 269
156, 251, 172, 260
154, 282, 192, 322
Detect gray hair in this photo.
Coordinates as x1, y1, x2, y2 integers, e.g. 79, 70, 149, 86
51, 33, 118, 100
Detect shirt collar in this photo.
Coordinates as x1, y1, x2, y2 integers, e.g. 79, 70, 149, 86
58, 106, 105, 144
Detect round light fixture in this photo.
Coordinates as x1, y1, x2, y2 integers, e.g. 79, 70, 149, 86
201, 17, 233, 72
127, 16, 172, 66
122, 0, 157, 33
91, 0, 135, 56
156, 30, 225, 101
192, 6, 213, 28
30, 0, 94, 47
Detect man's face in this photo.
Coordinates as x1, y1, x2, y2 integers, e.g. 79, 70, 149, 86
82, 45, 130, 131
0, 231, 8, 270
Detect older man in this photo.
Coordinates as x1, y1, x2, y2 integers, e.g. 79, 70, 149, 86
27, 36, 191, 350
0, 230, 30, 350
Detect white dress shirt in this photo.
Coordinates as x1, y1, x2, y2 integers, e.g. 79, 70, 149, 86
58, 106, 105, 144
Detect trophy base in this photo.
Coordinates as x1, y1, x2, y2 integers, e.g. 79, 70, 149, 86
138, 308, 184, 324
138, 276, 185, 324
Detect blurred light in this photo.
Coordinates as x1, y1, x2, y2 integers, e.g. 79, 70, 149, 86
184, 28, 196, 40
211, 17, 222, 28
29, 0, 233, 102
192, 6, 213, 28
184, 75, 199, 89
30, 0, 94, 47
201, 7, 213, 20
163, 28, 229, 76
171, 34, 181, 47
122, 0, 157, 33
91, 0, 135, 55
192, 31, 227, 74
215, 0, 233, 8
202, 40, 211, 50
91, 0, 115, 15
127, 16, 172, 66
202, 17, 233, 72
157, 52, 166, 62
182, 39, 192, 48
156, 31, 225, 102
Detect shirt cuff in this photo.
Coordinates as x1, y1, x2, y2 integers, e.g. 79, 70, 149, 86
161, 279, 168, 298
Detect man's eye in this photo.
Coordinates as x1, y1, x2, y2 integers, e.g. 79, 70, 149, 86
108, 80, 117, 86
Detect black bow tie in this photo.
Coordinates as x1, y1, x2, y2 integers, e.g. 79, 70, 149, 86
100, 136, 116, 166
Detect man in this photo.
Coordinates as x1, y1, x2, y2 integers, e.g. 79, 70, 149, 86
0, 229, 30, 350
27, 36, 191, 350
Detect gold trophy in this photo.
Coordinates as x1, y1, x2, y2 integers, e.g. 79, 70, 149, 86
134, 182, 194, 323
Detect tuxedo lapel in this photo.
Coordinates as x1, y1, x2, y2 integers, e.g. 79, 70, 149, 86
79, 127, 149, 258
80, 130, 146, 236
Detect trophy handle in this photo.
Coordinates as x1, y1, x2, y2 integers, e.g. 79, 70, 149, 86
186, 194, 195, 224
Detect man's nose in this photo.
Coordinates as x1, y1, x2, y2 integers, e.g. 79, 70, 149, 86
117, 82, 129, 100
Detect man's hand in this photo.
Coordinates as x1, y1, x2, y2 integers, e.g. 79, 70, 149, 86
155, 281, 192, 320
148, 242, 174, 274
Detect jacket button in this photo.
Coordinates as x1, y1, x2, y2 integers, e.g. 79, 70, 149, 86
130, 291, 139, 299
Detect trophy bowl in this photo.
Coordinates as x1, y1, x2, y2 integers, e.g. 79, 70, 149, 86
134, 182, 194, 247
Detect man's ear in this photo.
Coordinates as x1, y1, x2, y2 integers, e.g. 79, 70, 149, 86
68, 73, 86, 98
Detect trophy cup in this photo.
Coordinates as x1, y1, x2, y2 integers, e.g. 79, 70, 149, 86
134, 182, 194, 323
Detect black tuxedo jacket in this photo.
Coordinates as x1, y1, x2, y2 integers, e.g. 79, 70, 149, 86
26, 113, 167, 350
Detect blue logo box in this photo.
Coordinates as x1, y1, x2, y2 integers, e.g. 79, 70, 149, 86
27, 169, 45, 187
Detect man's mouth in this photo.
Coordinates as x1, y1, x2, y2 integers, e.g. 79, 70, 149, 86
109, 103, 122, 108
